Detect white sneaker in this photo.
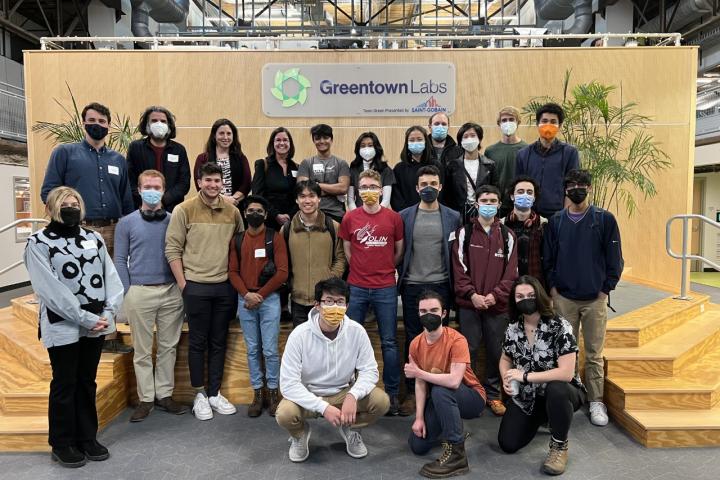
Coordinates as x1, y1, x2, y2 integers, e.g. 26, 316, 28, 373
192, 393, 213, 421
339, 425, 368, 459
208, 392, 237, 415
288, 424, 311, 463
589, 401, 609, 426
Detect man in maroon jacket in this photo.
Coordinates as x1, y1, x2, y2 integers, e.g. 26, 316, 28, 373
452, 184, 518, 417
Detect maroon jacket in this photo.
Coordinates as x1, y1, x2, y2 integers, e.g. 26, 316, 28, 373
452, 218, 519, 313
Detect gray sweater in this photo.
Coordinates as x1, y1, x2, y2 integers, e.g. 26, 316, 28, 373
113, 210, 174, 291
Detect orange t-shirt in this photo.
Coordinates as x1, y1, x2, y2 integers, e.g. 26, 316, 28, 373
409, 327, 487, 402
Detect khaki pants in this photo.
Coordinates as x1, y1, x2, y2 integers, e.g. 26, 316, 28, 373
124, 283, 185, 403
553, 293, 607, 402
276, 386, 390, 438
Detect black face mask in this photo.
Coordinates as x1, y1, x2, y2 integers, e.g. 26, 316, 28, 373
419, 313, 442, 332
60, 207, 81, 227
419, 186, 439, 203
566, 187, 588, 205
246, 212, 265, 229
85, 123, 109, 141
516, 298, 537, 316
140, 209, 168, 222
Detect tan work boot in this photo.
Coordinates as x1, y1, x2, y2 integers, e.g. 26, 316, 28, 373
542, 438, 569, 475
419, 440, 469, 478
267, 388, 281, 417
487, 399, 506, 416
248, 388, 265, 417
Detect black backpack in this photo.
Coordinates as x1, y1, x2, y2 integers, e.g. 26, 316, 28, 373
461, 221, 511, 270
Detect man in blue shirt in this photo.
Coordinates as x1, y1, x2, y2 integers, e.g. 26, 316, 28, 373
41, 102, 134, 354
114, 169, 188, 422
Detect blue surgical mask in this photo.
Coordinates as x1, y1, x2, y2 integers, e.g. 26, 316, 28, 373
431, 125, 448, 141
514, 193, 534, 210
141, 189, 163, 207
477, 204, 498, 219
408, 141, 425, 155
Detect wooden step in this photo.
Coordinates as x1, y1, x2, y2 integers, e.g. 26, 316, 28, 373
12, 295, 39, 329
605, 294, 709, 348
624, 406, 720, 448
0, 415, 50, 452
603, 309, 720, 378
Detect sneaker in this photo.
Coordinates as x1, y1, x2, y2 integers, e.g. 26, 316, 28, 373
77, 440, 110, 461
288, 424, 311, 462
488, 399, 506, 417
386, 394, 401, 416
209, 392, 237, 415
248, 388, 264, 417
192, 392, 213, 421
589, 402, 608, 426
339, 425, 368, 459
542, 438, 569, 475
102, 339, 134, 354
155, 396, 189, 415
129, 401, 154, 422
51, 446, 87, 468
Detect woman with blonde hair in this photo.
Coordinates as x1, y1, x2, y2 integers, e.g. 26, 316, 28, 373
24, 186, 124, 468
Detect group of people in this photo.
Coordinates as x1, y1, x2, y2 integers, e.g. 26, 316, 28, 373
26, 100, 623, 477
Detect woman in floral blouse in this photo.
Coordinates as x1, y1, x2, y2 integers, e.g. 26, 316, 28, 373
497, 275, 586, 476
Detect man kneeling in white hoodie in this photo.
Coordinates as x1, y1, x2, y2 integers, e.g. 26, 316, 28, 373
277, 277, 390, 462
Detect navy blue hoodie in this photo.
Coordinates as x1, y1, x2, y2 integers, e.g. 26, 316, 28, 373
542, 206, 623, 301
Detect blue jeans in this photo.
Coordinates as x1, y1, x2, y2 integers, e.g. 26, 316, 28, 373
347, 285, 400, 395
238, 293, 281, 390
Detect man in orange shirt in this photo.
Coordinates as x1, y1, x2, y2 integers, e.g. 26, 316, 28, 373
405, 291, 486, 478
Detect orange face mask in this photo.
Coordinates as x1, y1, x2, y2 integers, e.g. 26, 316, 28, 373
538, 124, 559, 141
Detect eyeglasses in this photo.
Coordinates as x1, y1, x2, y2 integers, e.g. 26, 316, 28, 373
359, 186, 381, 192
320, 298, 347, 307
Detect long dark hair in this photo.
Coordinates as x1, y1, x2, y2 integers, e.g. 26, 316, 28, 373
205, 118, 244, 161
507, 275, 555, 320
400, 125, 431, 164
350, 131, 388, 173
265, 126, 296, 161
138, 105, 177, 139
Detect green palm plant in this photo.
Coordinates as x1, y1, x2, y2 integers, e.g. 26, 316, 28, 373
32, 83, 138, 154
522, 70, 671, 216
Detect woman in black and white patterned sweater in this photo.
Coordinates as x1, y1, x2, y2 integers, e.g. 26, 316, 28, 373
24, 186, 124, 468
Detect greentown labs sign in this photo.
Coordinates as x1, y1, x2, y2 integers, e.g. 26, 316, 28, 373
262, 63, 456, 117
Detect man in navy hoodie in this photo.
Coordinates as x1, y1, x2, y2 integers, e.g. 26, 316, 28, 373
515, 103, 580, 219
543, 169, 623, 427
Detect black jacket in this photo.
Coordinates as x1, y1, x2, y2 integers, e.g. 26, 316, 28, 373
251, 157, 299, 230
428, 135, 460, 170
126, 137, 191, 212
391, 158, 443, 212
443, 153, 496, 213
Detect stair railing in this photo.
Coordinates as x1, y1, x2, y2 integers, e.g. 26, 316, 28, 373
666, 214, 720, 300
0, 219, 48, 276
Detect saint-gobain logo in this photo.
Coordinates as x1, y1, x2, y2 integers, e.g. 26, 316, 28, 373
270, 68, 311, 107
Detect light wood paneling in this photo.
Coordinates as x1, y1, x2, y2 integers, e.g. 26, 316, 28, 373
24, 47, 697, 290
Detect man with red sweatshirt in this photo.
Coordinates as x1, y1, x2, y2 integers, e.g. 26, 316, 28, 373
229, 195, 289, 418
452, 184, 518, 417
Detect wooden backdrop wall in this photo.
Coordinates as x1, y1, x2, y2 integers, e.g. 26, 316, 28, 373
24, 47, 697, 291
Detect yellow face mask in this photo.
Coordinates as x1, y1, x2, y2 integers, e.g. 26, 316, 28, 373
359, 190, 380, 206
321, 305, 347, 327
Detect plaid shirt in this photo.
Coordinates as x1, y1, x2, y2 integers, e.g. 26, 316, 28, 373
502, 211, 546, 287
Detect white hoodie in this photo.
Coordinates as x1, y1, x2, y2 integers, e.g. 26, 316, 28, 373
279, 307, 379, 415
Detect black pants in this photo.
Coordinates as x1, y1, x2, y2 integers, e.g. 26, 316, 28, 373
291, 301, 313, 328
401, 282, 451, 390
498, 381, 586, 453
408, 384, 485, 455
183, 281, 237, 397
47, 335, 105, 448
457, 308, 509, 401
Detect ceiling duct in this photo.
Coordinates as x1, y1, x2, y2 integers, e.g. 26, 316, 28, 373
131, 0, 190, 37
534, 0, 593, 34
638, 0, 712, 33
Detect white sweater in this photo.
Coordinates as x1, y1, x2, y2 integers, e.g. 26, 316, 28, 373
279, 308, 379, 415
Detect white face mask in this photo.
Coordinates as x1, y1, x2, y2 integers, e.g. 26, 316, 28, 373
461, 138, 480, 152
149, 121, 169, 139
500, 121, 518, 136
359, 147, 376, 161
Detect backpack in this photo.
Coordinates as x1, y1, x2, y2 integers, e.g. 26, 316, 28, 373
282, 215, 337, 279
234, 227, 279, 287
461, 221, 511, 270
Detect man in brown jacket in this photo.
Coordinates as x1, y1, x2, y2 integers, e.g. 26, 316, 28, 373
281, 180, 346, 327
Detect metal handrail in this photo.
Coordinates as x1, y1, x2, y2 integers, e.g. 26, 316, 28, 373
666, 214, 720, 300
0, 218, 48, 276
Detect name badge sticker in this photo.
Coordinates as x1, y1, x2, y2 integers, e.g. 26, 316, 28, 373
254, 249, 266, 258
107, 165, 119, 175
291, 170, 298, 178
312, 164, 324, 174
167, 154, 179, 163
81, 240, 97, 250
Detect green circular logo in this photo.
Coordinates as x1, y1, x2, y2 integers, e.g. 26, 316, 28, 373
271, 68, 311, 108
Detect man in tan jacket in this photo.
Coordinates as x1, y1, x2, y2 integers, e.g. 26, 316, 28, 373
165, 162, 243, 421
281, 180, 346, 327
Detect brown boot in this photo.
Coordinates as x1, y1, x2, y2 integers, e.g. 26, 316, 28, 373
155, 396, 189, 415
400, 394, 416, 417
543, 438, 569, 475
267, 388, 281, 417
130, 401, 154, 422
419, 440, 469, 478
248, 388, 265, 417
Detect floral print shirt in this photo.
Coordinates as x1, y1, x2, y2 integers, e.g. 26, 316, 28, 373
502, 314, 585, 415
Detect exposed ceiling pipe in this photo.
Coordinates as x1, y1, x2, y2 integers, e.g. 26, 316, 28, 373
638, 0, 712, 33
565, 0, 593, 34
534, 0, 593, 34
130, 0, 189, 37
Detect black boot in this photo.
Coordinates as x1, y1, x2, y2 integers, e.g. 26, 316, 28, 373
419, 440, 469, 478
77, 440, 110, 461
267, 388, 281, 417
51, 446, 87, 468
248, 388, 265, 417
102, 339, 134, 354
